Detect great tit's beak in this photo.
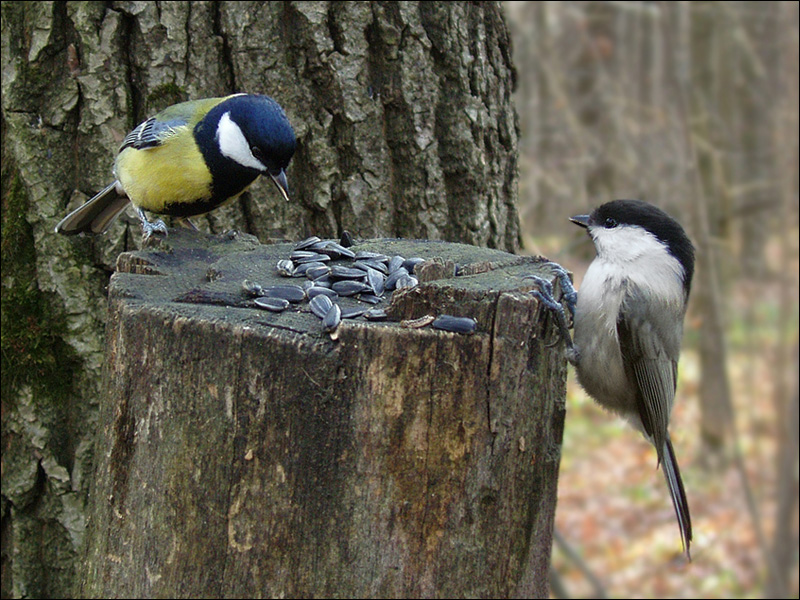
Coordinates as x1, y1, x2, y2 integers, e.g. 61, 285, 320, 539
269, 170, 291, 202
570, 214, 590, 228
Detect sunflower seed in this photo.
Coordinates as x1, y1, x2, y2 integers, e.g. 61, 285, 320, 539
307, 286, 338, 300
352, 259, 388, 275
364, 308, 387, 321
306, 265, 331, 280
290, 250, 317, 261
395, 274, 418, 290
402, 257, 426, 274
276, 259, 295, 277
292, 251, 330, 264
254, 297, 290, 312
261, 284, 306, 303
323, 303, 342, 332
358, 293, 383, 304
319, 241, 356, 260
432, 315, 477, 334
385, 267, 409, 290
312, 274, 333, 288
292, 261, 326, 277
354, 251, 388, 261
388, 255, 406, 273
365, 267, 385, 295
331, 280, 371, 296
310, 294, 334, 319
341, 306, 367, 319
330, 265, 367, 280
308, 240, 332, 252
295, 236, 322, 250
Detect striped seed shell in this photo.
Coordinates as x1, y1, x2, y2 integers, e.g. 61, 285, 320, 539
331, 280, 371, 296
330, 265, 367, 280
323, 303, 342, 332
276, 259, 295, 277
295, 236, 322, 250
310, 294, 335, 319
254, 297, 290, 312
432, 315, 477, 334
261, 284, 306, 303
385, 267, 409, 290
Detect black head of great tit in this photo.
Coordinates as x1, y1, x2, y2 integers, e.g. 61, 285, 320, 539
570, 199, 695, 559
55, 93, 296, 237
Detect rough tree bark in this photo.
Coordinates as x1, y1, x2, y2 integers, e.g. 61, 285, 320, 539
78, 229, 566, 598
1, 2, 521, 598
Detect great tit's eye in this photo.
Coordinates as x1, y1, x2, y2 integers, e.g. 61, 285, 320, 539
251, 146, 265, 163
604, 217, 618, 229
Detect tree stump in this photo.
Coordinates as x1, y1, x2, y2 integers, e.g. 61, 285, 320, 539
78, 229, 567, 599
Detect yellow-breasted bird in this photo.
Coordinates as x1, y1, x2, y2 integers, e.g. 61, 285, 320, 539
55, 93, 296, 237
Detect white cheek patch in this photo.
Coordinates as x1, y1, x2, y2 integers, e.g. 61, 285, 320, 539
592, 225, 665, 264
591, 225, 686, 302
216, 112, 266, 171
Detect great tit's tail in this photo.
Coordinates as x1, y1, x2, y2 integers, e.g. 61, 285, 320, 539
662, 436, 693, 560
55, 182, 130, 235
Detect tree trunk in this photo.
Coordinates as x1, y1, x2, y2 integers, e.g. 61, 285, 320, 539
77, 229, 565, 598
1, 3, 520, 598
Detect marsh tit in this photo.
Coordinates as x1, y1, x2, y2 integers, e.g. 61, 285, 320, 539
534, 199, 694, 558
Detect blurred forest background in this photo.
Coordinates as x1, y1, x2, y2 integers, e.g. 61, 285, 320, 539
505, 1, 798, 598
1, 1, 797, 598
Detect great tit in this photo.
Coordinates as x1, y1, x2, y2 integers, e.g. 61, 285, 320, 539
55, 93, 296, 237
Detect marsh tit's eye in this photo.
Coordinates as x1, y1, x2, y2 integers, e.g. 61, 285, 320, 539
604, 217, 618, 229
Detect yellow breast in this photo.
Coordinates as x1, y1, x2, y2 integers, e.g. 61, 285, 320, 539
115, 129, 213, 214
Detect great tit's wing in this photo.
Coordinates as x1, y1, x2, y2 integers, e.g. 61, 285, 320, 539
120, 117, 187, 151
120, 96, 235, 152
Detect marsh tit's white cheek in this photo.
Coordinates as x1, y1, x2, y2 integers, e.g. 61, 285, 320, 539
591, 225, 666, 263
589, 225, 687, 307
216, 112, 266, 171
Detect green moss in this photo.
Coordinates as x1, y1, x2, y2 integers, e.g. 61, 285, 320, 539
0, 159, 81, 407
146, 82, 187, 113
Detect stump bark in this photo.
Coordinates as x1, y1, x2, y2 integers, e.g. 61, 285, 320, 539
78, 229, 567, 599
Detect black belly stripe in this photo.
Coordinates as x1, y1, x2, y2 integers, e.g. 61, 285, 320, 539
158, 168, 259, 217
179, 117, 262, 217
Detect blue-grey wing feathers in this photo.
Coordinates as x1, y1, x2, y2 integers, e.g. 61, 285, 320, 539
120, 117, 186, 151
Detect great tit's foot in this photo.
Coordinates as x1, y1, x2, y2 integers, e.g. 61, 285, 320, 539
137, 209, 167, 245
527, 271, 578, 363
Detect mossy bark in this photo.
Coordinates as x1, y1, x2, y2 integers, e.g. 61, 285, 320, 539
78, 229, 565, 599
2, 2, 519, 597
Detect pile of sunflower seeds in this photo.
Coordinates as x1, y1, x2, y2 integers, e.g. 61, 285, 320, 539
242, 236, 478, 336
